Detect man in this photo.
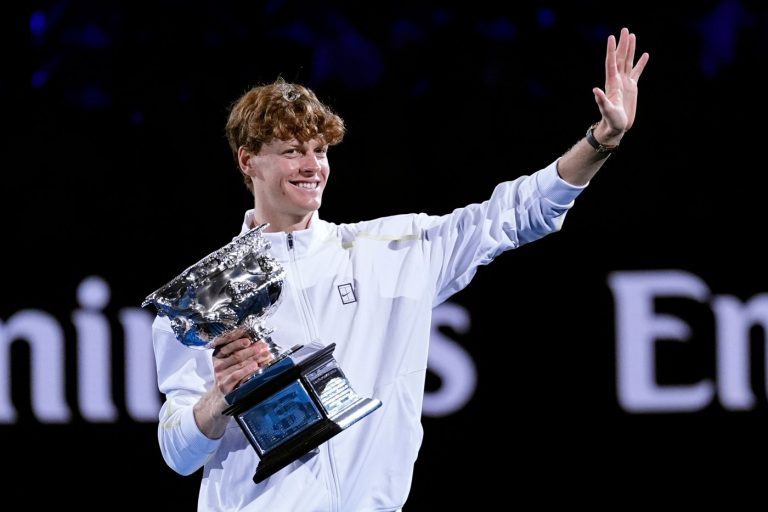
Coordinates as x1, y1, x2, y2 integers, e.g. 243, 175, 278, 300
152, 27, 648, 511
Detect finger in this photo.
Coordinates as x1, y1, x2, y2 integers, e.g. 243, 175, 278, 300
252, 340, 271, 353
213, 336, 252, 359
631, 52, 650, 81
251, 341, 276, 365
592, 87, 608, 112
256, 350, 275, 366
233, 362, 262, 388
616, 27, 629, 66
210, 326, 248, 347
215, 351, 260, 377
614, 28, 629, 76
227, 341, 267, 366
592, 87, 611, 115
626, 33, 636, 75
220, 360, 261, 393
605, 35, 617, 84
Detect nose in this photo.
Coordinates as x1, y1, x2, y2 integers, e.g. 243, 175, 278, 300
300, 153, 321, 174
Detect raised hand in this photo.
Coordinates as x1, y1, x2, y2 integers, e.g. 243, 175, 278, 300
593, 27, 650, 137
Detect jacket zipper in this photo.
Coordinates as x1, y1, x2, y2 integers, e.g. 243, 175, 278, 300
285, 231, 339, 511
285, 232, 321, 342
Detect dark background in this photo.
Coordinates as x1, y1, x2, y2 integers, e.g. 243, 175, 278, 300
3, 1, 768, 509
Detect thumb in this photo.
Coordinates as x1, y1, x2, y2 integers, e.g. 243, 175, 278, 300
593, 87, 607, 110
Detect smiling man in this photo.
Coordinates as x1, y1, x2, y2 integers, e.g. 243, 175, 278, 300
226, 82, 344, 233
150, 27, 649, 512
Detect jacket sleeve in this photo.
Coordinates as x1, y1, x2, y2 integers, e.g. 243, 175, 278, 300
152, 316, 223, 475
426, 160, 586, 306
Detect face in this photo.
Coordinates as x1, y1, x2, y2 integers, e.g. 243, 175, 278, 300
241, 137, 330, 232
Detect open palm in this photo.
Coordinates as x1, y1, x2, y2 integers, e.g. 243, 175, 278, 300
594, 27, 649, 133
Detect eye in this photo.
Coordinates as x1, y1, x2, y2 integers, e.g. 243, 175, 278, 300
282, 148, 300, 156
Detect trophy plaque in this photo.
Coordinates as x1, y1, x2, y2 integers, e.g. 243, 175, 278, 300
142, 224, 382, 483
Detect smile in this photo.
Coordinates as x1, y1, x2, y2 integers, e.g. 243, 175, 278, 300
291, 182, 319, 190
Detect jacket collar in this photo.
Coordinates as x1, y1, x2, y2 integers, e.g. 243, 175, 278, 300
239, 210, 330, 261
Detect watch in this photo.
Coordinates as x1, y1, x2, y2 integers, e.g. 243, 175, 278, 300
585, 122, 619, 154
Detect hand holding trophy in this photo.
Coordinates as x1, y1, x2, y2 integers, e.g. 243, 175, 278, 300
142, 224, 381, 483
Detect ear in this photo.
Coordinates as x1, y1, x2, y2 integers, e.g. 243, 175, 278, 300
238, 146, 258, 177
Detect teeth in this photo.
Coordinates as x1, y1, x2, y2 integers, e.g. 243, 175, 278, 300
295, 182, 317, 189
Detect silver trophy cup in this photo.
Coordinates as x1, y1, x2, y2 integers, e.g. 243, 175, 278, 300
142, 224, 381, 482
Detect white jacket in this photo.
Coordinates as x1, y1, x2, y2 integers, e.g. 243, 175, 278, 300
152, 160, 585, 511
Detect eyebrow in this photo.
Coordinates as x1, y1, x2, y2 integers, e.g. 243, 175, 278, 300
284, 140, 327, 150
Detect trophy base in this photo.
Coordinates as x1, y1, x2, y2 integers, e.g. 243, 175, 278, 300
223, 343, 382, 483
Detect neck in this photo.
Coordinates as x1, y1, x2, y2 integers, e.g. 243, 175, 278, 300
251, 212, 314, 233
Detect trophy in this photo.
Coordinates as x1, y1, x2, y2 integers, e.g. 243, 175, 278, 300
142, 224, 382, 483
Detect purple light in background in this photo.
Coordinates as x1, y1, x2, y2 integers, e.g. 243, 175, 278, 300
31, 70, 48, 88
697, 0, 749, 78
72, 23, 111, 49
536, 8, 556, 29
30, 11, 47, 37
588, 24, 612, 42
279, 22, 316, 45
77, 84, 110, 109
264, 0, 285, 16
477, 18, 516, 42
410, 78, 430, 98
391, 18, 425, 49
431, 8, 451, 26
335, 28, 383, 88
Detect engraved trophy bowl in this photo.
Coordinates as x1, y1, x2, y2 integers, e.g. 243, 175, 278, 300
142, 224, 381, 483
141, 223, 285, 355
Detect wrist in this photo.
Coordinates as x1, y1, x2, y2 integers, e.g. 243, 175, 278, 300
593, 120, 623, 147
585, 121, 621, 154
194, 390, 230, 439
